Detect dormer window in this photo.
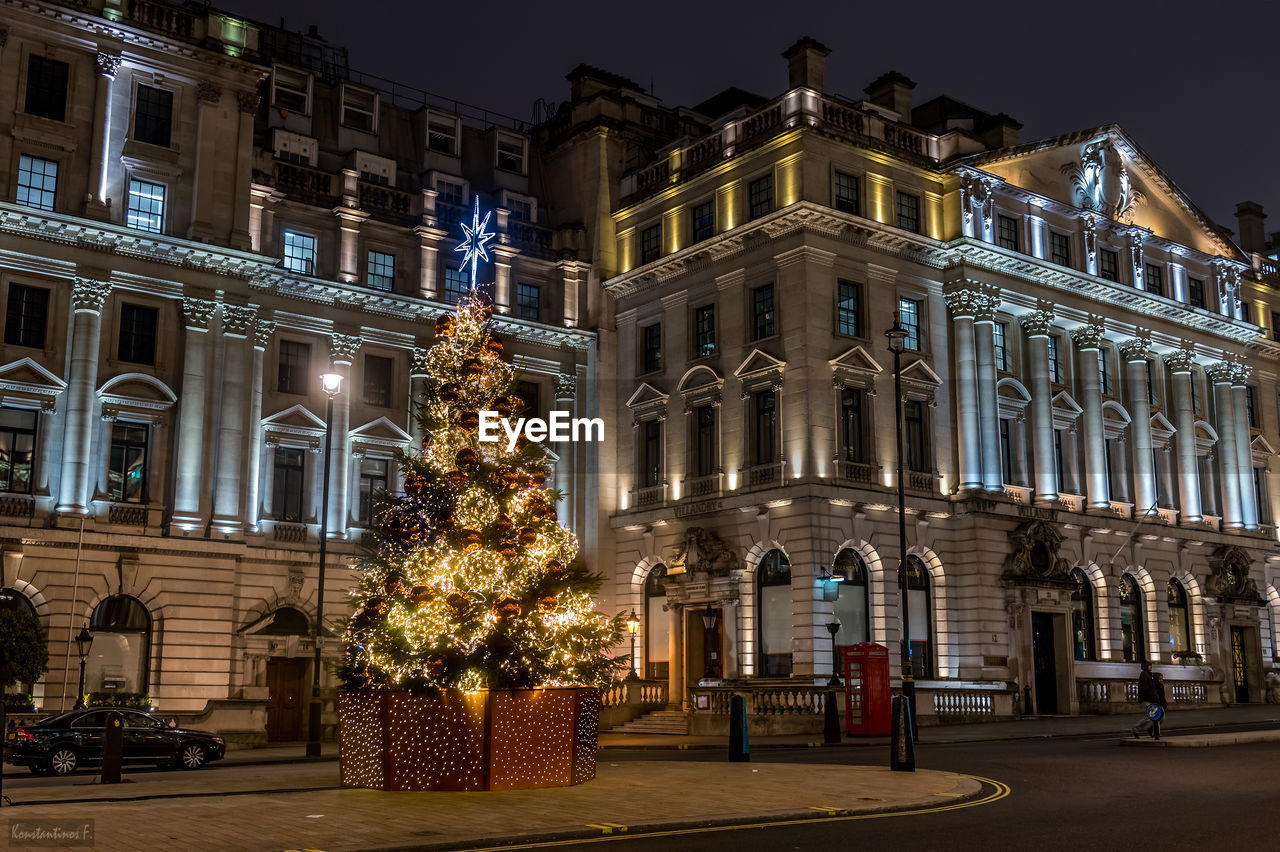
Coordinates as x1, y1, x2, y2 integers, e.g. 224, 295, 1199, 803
341, 84, 378, 133
271, 66, 311, 114
496, 131, 527, 174
427, 111, 460, 156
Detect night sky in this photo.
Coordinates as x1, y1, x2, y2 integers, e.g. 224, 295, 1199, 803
242, 0, 1280, 240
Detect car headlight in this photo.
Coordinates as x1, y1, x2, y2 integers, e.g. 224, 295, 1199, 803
213, 737, 224, 746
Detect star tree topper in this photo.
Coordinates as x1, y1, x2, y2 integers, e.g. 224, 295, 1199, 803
454, 196, 495, 288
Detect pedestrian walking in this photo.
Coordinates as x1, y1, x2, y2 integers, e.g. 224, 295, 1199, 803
1151, 673, 1168, 740
1131, 661, 1159, 738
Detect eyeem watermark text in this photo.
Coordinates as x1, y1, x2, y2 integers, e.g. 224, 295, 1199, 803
478, 411, 604, 451
9, 820, 95, 848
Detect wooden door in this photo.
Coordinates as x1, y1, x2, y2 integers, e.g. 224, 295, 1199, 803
266, 658, 305, 742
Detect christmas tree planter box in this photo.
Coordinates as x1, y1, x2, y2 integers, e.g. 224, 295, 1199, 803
339, 687, 600, 791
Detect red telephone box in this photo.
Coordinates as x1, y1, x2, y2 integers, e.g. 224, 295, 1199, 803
843, 642, 890, 735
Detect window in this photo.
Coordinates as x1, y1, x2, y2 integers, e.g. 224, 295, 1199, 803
272, 448, 305, 522
640, 419, 662, 488
640, 224, 661, 265
749, 174, 773, 219
833, 549, 870, 645
277, 340, 310, 395
751, 283, 776, 340
1054, 428, 1067, 493
117, 303, 158, 365
108, 423, 148, 503
1119, 574, 1144, 663
16, 155, 57, 211
999, 419, 1012, 484
0, 409, 37, 495
363, 354, 393, 407
691, 199, 714, 243
358, 457, 388, 524
1246, 386, 1258, 428
259, 607, 309, 636
837, 280, 861, 337
515, 283, 541, 322
1240, 300, 1252, 323
88, 595, 151, 696
1098, 348, 1110, 395
271, 67, 311, 113
840, 387, 866, 463
366, 250, 395, 291
341, 85, 377, 132
133, 85, 173, 148
692, 404, 716, 478
1146, 361, 1157, 406
905, 556, 933, 679
282, 231, 317, 275
5, 284, 48, 349
427, 112, 459, 156
1272, 311, 1280, 342
1255, 467, 1269, 524
757, 550, 792, 677
436, 179, 464, 207
644, 565, 670, 681
442, 266, 470, 303
1050, 232, 1071, 268
1098, 249, 1119, 282
1189, 278, 1206, 309
507, 198, 532, 222
905, 400, 929, 474
834, 171, 859, 215
694, 304, 716, 358
125, 179, 166, 233
1070, 569, 1095, 661
993, 321, 1008, 370
753, 390, 777, 466
997, 215, 1019, 251
896, 191, 920, 233
1145, 264, 1164, 297
496, 131, 527, 173
641, 323, 662, 374
25, 55, 69, 122
899, 297, 921, 351
1168, 580, 1190, 655
1047, 335, 1061, 383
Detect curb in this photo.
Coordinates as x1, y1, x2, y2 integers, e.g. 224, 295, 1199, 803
1119, 729, 1280, 748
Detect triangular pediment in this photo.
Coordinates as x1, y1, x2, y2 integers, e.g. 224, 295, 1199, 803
1149, 411, 1177, 435
625, 382, 669, 409
350, 416, 412, 444
828, 345, 883, 376
961, 126, 1242, 260
0, 357, 67, 392
899, 358, 942, 387
1251, 434, 1276, 455
1051, 390, 1084, 416
262, 403, 326, 431
98, 372, 177, 409
733, 348, 786, 380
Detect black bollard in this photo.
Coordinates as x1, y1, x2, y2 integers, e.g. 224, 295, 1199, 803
729, 694, 750, 762
101, 711, 124, 784
889, 694, 915, 772
823, 691, 841, 744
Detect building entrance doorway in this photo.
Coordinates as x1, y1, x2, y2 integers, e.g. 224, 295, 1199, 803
266, 658, 306, 742
1231, 626, 1249, 704
685, 607, 722, 684
1031, 612, 1059, 714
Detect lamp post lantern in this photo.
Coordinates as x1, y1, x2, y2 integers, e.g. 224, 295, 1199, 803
826, 619, 842, 687
74, 625, 93, 709
886, 314, 916, 771
625, 609, 640, 681
307, 371, 343, 759
700, 603, 719, 680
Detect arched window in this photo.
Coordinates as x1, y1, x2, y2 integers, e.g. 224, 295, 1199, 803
757, 550, 792, 677
260, 607, 310, 636
832, 549, 870, 646
1070, 569, 1096, 661
0, 587, 36, 618
88, 595, 152, 697
644, 564, 669, 681
1168, 579, 1190, 655
1119, 575, 1144, 663
905, 556, 933, 679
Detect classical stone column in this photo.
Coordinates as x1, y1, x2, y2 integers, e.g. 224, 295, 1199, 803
245, 320, 275, 531
1231, 363, 1258, 530
414, 192, 446, 300
327, 334, 362, 536
408, 347, 429, 450
558, 260, 589, 328
944, 289, 982, 491
188, 81, 222, 242
493, 245, 519, 314
974, 290, 1003, 492
334, 171, 368, 284
1119, 338, 1156, 514
230, 90, 260, 250
57, 279, 111, 515
171, 298, 218, 529
212, 306, 256, 532
1163, 349, 1202, 522
248, 184, 284, 254
1020, 310, 1057, 504
668, 601, 684, 709
1071, 323, 1109, 509
1208, 362, 1242, 529
85, 52, 120, 217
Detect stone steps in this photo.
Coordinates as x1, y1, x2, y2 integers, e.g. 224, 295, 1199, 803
610, 710, 690, 735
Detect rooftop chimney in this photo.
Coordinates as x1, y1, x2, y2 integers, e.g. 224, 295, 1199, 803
864, 71, 916, 121
782, 37, 831, 93
1235, 201, 1267, 253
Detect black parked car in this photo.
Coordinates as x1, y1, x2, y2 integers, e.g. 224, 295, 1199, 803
6, 707, 226, 775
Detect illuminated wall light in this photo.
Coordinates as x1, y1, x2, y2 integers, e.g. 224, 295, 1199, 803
617, 229, 635, 274
778, 157, 801, 207
718, 182, 739, 232
727, 470, 738, 491
670, 480, 681, 501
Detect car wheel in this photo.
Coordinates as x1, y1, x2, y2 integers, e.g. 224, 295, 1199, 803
178, 743, 207, 770
49, 747, 78, 775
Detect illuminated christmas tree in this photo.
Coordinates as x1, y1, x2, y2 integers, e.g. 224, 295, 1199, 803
342, 202, 620, 694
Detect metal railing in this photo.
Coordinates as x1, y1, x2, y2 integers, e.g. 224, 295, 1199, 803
274, 162, 337, 208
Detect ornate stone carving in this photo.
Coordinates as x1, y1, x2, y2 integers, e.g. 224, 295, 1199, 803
71, 278, 111, 313
1018, 310, 1055, 337
237, 89, 262, 114
1117, 337, 1152, 363
222, 305, 256, 337
1003, 519, 1071, 583
1230, 361, 1253, 385
182, 298, 218, 329
670, 527, 740, 576
196, 81, 222, 104
1005, 600, 1025, 629
252, 319, 276, 349
944, 288, 982, 319
1079, 213, 1098, 264
1061, 141, 1107, 212
1115, 166, 1145, 224
329, 333, 363, 365
1161, 349, 1196, 374
1204, 546, 1262, 603
973, 291, 1001, 323
95, 51, 121, 78
287, 566, 305, 600
1069, 322, 1104, 350
555, 373, 577, 399
1206, 362, 1235, 385
410, 347, 430, 377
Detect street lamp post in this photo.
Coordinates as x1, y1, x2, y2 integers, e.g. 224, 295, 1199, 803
700, 604, 719, 680
307, 371, 343, 759
886, 314, 917, 771
625, 609, 640, 681
74, 625, 93, 709
826, 620, 842, 687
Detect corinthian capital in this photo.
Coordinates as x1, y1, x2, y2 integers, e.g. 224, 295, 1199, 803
1117, 337, 1152, 363
182, 298, 218, 330
1206, 362, 1235, 385
1018, 310, 1055, 337
329, 333, 363, 365
410, 347, 430, 377
1069, 322, 1105, 350
222, 305, 257, 337
1161, 349, 1196, 374
1230, 362, 1253, 385
95, 51, 121, 78
71, 278, 111, 313
252, 319, 276, 350
196, 80, 222, 104
944, 288, 982, 319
